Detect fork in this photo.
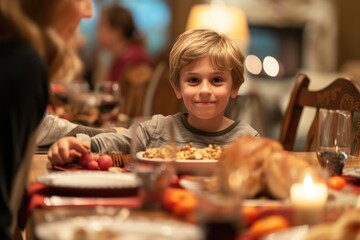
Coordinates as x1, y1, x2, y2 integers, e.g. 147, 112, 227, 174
109, 153, 124, 168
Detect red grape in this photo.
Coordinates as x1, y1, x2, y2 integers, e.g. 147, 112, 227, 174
86, 160, 100, 170
97, 154, 113, 170
78, 153, 94, 167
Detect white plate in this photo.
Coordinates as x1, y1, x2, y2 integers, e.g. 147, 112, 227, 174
179, 178, 291, 207
36, 215, 203, 240
343, 167, 360, 178
37, 171, 138, 189
261, 225, 309, 240
136, 151, 217, 176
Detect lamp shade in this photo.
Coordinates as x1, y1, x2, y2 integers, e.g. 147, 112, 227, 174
186, 3, 250, 45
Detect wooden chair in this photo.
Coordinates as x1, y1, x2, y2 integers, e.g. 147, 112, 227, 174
279, 73, 360, 155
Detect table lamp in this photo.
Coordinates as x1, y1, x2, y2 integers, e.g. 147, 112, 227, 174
186, 2, 250, 53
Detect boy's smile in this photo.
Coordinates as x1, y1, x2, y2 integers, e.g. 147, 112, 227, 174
173, 56, 239, 131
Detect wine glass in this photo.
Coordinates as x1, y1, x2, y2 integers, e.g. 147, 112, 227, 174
316, 109, 352, 177
94, 81, 122, 126
131, 118, 176, 210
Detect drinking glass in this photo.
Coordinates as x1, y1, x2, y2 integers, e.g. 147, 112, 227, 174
195, 158, 248, 240
131, 118, 176, 210
316, 109, 352, 177
94, 81, 122, 126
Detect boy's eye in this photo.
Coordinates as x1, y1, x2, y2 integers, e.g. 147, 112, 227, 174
211, 77, 224, 85
187, 77, 200, 84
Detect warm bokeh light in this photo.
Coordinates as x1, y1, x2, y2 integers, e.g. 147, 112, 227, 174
263, 56, 280, 77
245, 55, 262, 75
186, 3, 249, 45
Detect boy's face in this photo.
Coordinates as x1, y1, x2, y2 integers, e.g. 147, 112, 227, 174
173, 57, 239, 121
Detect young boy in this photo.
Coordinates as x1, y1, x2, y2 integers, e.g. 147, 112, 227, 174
48, 28, 259, 165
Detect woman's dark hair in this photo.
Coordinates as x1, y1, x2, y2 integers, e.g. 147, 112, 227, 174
104, 5, 137, 40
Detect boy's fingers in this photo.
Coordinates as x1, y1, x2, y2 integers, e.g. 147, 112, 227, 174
69, 138, 90, 154
48, 144, 65, 165
69, 149, 82, 159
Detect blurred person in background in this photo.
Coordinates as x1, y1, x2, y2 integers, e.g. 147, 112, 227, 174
91, 5, 153, 118
0, 0, 103, 238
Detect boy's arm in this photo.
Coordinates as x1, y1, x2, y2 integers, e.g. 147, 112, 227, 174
37, 114, 117, 147
90, 116, 160, 154
90, 130, 133, 153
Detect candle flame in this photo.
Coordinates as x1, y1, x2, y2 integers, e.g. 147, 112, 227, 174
302, 174, 314, 194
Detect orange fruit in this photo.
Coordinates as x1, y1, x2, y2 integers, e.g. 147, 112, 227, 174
249, 215, 289, 238
327, 176, 346, 190
163, 188, 197, 217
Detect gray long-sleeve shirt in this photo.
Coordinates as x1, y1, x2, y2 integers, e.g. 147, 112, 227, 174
91, 113, 259, 153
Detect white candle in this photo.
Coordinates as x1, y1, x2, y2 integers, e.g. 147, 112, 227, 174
290, 174, 328, 225
290, 174, 328, 207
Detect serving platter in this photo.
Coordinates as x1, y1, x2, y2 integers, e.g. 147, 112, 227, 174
136, 151, 217, 176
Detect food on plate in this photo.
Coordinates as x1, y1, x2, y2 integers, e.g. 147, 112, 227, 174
86, 160, 100, 170
143, 143, 222, 160
218, 135, 283, 198
327, 176, 347, 191
98, 155, 114, 170
78, 153, 113, 171
217, 135, 311, 199
304, 209, 360, 240
107, 167, 126, 173
73, 227, 119, 240
264, 151, 310, 199
78, 152, 97, 167
248, 215, 289, 238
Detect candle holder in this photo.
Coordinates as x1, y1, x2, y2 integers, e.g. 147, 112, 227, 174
290, 167, 328, 226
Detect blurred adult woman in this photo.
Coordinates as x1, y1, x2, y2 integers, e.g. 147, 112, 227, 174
0, 0, 92, 238
94, 5, 153, 117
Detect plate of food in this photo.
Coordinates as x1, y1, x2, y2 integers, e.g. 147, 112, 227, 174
37, 171, 139, 197
35, 214, 203, 240
136, 144, 221, 176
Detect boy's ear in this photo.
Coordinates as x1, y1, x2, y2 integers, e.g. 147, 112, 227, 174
230, 85, 240, 98
171, 82, 182, 99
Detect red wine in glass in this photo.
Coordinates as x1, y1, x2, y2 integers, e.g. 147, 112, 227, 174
316, 150, 347, 176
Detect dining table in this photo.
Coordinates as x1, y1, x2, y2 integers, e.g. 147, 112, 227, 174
24, 151, 360, 240
28, 152, 360, 186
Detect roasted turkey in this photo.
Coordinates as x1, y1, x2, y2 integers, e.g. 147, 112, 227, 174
217, 135, 311, 199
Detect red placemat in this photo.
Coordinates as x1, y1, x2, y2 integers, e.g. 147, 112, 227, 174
18, 182, 141, 230
342, 175, 360, 193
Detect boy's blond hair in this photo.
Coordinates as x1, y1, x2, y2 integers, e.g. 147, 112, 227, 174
169, 28, 245, 90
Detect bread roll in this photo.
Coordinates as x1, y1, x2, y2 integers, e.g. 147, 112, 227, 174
218, 135, 283, 198
264, 151, 310, 199
304, 210, 360, 240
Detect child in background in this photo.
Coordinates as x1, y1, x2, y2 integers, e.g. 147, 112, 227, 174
93, 5, 152, 117
48, 28, 259, 166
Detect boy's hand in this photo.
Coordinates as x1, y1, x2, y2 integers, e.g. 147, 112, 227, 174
48, 137, 89, 166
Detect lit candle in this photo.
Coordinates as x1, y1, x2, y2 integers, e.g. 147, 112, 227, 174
290, 173, 328, 225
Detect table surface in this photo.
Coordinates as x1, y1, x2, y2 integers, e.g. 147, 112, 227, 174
29, 152, 360, 186
27, 152, 360, 239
